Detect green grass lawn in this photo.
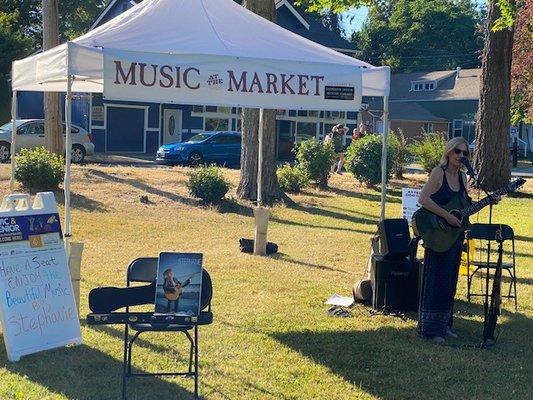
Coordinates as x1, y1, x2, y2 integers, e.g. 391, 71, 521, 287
0, 164, 531, 400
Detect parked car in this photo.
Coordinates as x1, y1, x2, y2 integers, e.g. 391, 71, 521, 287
469, 137, 528, 157
156, 131, 241, 166
0, 119, 95, 163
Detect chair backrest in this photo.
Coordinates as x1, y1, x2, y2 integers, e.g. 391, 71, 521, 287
126, 257, 213, 311
128, 257, 159, 284
467, 223, 514, 242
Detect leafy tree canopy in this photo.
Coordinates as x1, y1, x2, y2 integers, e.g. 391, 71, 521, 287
0, 0, 104, 74
301, 0, 485, 72
511, 0, 532, 123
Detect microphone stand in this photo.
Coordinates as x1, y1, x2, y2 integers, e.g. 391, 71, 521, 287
463, 162, 497, 343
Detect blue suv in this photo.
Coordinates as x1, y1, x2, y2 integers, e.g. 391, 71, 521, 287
156, 131, 241, 166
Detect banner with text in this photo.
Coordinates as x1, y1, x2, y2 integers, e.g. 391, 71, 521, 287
0, 193, 81, 362
103, 50, 362, 111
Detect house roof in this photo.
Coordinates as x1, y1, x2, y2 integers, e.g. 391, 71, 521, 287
277, 1, 357, 54
390, 68, 481, 102
389, 102, 447, 122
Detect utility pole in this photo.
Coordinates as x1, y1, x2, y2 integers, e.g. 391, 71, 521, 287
42, 0, 63, 154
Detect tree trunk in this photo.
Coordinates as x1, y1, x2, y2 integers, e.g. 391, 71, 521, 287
237, 0, 283, 204
473, 0, 515, 190
42, 0, 63, 155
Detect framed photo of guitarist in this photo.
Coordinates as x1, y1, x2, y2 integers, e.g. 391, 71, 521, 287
154, 253, 203, 315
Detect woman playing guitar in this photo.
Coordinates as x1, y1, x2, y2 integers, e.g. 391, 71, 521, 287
163, 269, 192, 313
417, 137, 499, 343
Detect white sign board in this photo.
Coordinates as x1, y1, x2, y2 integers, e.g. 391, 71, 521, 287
0, 193, 81, 362
103, 49, 363, 111
402, 188, 421, 224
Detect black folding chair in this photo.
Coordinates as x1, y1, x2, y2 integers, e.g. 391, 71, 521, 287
122, 257, 213, 400
466, 224, 517, 310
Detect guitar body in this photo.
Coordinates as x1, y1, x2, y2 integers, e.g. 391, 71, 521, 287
412, 194, 470, 252
164, 287, 181, 301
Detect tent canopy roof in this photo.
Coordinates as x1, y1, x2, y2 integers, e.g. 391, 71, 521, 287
13, 0, 389, 97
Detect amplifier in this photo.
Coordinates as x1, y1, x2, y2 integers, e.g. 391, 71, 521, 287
378, 218, 411, 259
371, 254, 420, 313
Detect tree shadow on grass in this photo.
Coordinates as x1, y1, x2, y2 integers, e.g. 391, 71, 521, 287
0, 335, 201, 400
86, 169, 199, 207
287, 202, 379, 227
326, 186, 402, 204
270, 252, 351, 274
54, 191, 108, 212
270, 216, 375, 235
272, 302, 532, 400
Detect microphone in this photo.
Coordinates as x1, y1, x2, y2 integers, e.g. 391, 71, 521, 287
460, 157, 477, 179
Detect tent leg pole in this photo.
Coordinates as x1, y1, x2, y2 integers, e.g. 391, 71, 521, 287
380, 95, 389, 221
254, 108, 269, 256
64, 75, 73, 246
10, 91, 17, 193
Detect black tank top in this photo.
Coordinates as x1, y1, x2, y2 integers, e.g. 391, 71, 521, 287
430, 167, 466, 206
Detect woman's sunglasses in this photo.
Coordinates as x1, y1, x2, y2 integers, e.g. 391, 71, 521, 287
453, 148, 469, 157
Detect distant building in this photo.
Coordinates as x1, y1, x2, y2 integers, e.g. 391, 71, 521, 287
363, 68, 481, 142
16, 0, 362, 159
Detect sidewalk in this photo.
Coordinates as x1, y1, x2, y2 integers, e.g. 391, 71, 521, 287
406, 162, 533, 178
84, 153, 159, 166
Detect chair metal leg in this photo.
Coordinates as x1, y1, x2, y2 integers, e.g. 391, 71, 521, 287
122, 324, 129, 400
512, 270, 518, 311
194, 325, 199, 400
185, 331, 194, 373
128, 331, 141, 375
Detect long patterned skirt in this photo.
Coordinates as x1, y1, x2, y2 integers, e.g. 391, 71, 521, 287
418, 234, 464, 338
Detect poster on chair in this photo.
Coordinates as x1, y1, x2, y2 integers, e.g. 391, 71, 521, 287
154, 253, 203, 316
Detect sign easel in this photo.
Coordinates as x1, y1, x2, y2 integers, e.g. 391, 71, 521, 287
0, 192, 82, 362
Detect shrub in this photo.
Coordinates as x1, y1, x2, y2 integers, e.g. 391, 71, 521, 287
187, 165, 230, 203
15, 147, 64, 191
276, 164, 309, 192
409, 132, 447, 173
344, 134, 396, 187
389, 129, 411, 179
295, 139, 336, 188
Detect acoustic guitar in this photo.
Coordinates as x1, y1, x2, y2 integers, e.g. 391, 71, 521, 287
163, 273, 196, 301
412, 178, 525, 252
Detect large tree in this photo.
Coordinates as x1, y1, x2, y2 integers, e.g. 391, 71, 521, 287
237, 0, 284, 204
352, 0, 484, 72
473, 0, 515, 190
42, 0, 63, 154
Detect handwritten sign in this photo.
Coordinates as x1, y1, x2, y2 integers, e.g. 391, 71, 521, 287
0, 193, 81, 362
402, 188, 421, 224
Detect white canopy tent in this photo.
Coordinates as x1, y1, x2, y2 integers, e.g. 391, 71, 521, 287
11, 0, 391, 239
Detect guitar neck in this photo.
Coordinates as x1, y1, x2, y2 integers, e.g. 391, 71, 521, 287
460, 187, 508, 218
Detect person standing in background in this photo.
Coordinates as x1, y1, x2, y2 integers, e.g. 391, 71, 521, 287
332, 124, 346, 174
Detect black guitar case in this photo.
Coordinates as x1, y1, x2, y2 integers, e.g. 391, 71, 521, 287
89, 269, 213, 313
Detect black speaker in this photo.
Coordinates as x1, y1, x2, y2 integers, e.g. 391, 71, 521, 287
378, 218, 411, 259
371, 254, 420, 313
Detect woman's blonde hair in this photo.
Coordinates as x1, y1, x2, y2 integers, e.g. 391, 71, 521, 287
439, 136, 469, 168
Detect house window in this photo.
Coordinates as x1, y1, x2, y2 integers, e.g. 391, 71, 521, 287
295, 122, 317, 143
423, 123, 434, 133
192, 105, 204, 113
411, 81, 436, 91
205, 118, 229, 131
453, 119, 463, 137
